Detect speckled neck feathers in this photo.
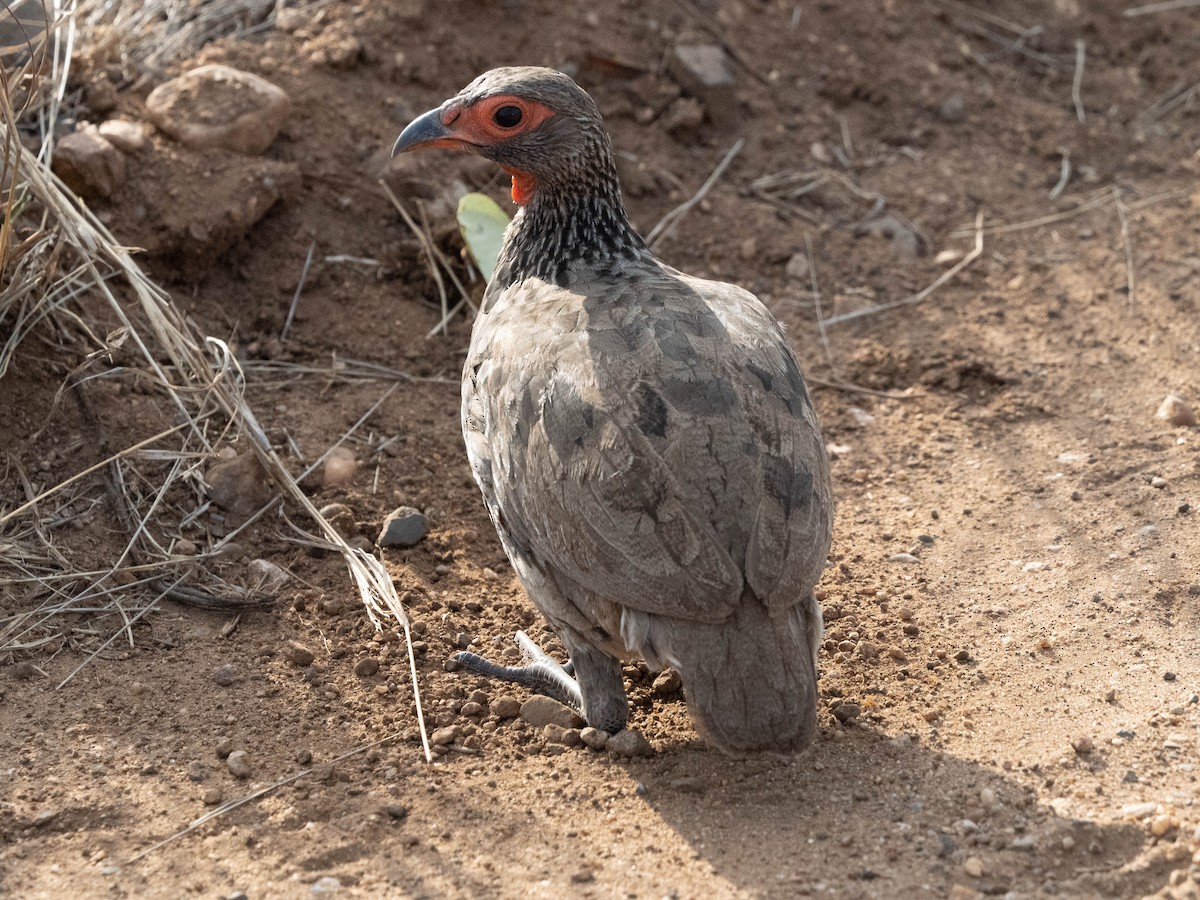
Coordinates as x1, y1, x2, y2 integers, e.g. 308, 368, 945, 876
491, 122, 649, 289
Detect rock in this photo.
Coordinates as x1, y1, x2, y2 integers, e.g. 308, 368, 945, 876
215, 737, 233, 758
323, 447, 357, 487
212, 665, 237, 687
607, 728, 654, 757
285, 642, 316, 667
187, 761, 208, 782
832, 702, 861, 723
784, 252, 811, 281
543, 724, 582, 747
225, 750, 251, 778
460, 701, 483, 717
384, 803, 408, 820
431, 725, 461, 746
51, 129, 127, 199
520, 695, 577, 729
579, 726, 609, 750
85, 74, 118, 114
670, 777, 705, 794
318, 502, 357, 538
146, 65, 291, 155
854, 214, 927, 257
310, 876, 341, 895
247, 558, 289, 591
652, 668, 682, 697
963, 856, 984, 878
117, 151, 300, 278
939, 94, 966, 123
205, 451, 275, 523
666, 43, 738, 130
661, 96, 705, 139
888, 552, 920, 564
97, 119, 147, 153
489, 695, 520, 719
1149, 815, 1177, 837
202, 787, 224, 805
377, 507, 428, 548
1157, 393, 1196, 427
9, 660, 36, 680
354, 658, 380, 677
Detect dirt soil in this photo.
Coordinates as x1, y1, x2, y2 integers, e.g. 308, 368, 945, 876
3, 0, 1200, 897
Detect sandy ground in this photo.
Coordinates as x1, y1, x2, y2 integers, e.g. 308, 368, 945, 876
2, 0, 1199, 897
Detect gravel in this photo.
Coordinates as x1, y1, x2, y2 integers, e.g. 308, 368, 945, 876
606, 729, 654, 757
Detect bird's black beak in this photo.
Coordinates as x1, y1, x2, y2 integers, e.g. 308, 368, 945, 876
392, 106, 459, 155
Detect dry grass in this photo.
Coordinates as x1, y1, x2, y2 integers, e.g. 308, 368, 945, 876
0, 1, 429, 759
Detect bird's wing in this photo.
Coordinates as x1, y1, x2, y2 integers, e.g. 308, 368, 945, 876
466, 270, 830, 623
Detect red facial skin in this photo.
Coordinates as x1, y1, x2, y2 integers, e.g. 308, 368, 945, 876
419, 94, 555, 206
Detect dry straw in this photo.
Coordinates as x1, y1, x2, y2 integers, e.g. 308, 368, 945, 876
0, 1, 429, 760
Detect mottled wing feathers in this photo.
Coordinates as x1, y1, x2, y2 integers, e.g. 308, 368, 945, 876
464, 265, 831, 625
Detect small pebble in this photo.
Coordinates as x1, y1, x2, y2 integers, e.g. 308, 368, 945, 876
1164, 671, 1177, 682
888, 552, 920, 564
377, 507, 428, 548
1156, 393, 1197, 427
215, 737, 233, 758
1151, 476, 1168, 489
225, 750, 252, 778
354, 658, 380, 677
1150, 815, 1177, 837
385, 803, 408, 820
491, 696, 521, 719
832, 703, 861, 724
9, 661, 36, 680
430, 726, 460, 746
570, 868, 595, 884
212, 664, 237, 687
310, 876, 342, 895
607, 729, 654, 757
202, 787, 224, 805
670, 777, 705, 794
1072, 735, 1094, 755
459, 701, 483, 717
286, 642, 316, 667
520, 695, 577, 729
323, 447, 357, 486
579, 727, 609, 750
963, 856, 984, 878
652, 668, 682, 696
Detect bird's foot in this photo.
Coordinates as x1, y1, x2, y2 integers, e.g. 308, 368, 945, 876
452, 630, 583, 714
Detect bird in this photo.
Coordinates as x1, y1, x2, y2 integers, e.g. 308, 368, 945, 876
393, 66, 833, 754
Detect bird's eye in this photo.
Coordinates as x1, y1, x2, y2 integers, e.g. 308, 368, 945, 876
493, 105, 523, 128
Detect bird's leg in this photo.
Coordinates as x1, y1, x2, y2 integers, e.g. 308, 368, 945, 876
452, 631, 628, 733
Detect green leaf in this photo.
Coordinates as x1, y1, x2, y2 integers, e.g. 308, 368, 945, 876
456, 192, 510, 282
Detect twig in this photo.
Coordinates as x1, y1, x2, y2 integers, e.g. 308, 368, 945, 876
647, 138, 744, 248
280, 238, 316, 342
1115, 197, 1135, 307
949, 188, 1117, 238
1049, 150, 1071, 200
128, 731, 402, 864
1124, 0, 1200, 15
1072, 40, 1086, 122
825, 211, 984, 326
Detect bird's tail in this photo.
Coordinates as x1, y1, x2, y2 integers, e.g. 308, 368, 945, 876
634, 590, 822, 755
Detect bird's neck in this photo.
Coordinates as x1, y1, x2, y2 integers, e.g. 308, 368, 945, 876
491, 149, 648, 289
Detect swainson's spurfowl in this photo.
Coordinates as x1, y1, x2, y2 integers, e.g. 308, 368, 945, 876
394, 67, 833, 754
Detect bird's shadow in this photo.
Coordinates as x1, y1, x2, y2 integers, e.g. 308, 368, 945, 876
625, 724, 1167, 899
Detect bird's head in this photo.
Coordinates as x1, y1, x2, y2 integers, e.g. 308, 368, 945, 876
392, 66, 609, 207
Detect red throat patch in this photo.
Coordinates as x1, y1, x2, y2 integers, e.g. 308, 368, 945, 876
507, 169, 536, 206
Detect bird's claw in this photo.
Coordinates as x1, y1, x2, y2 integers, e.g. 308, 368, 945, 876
452, 630, 584, 713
